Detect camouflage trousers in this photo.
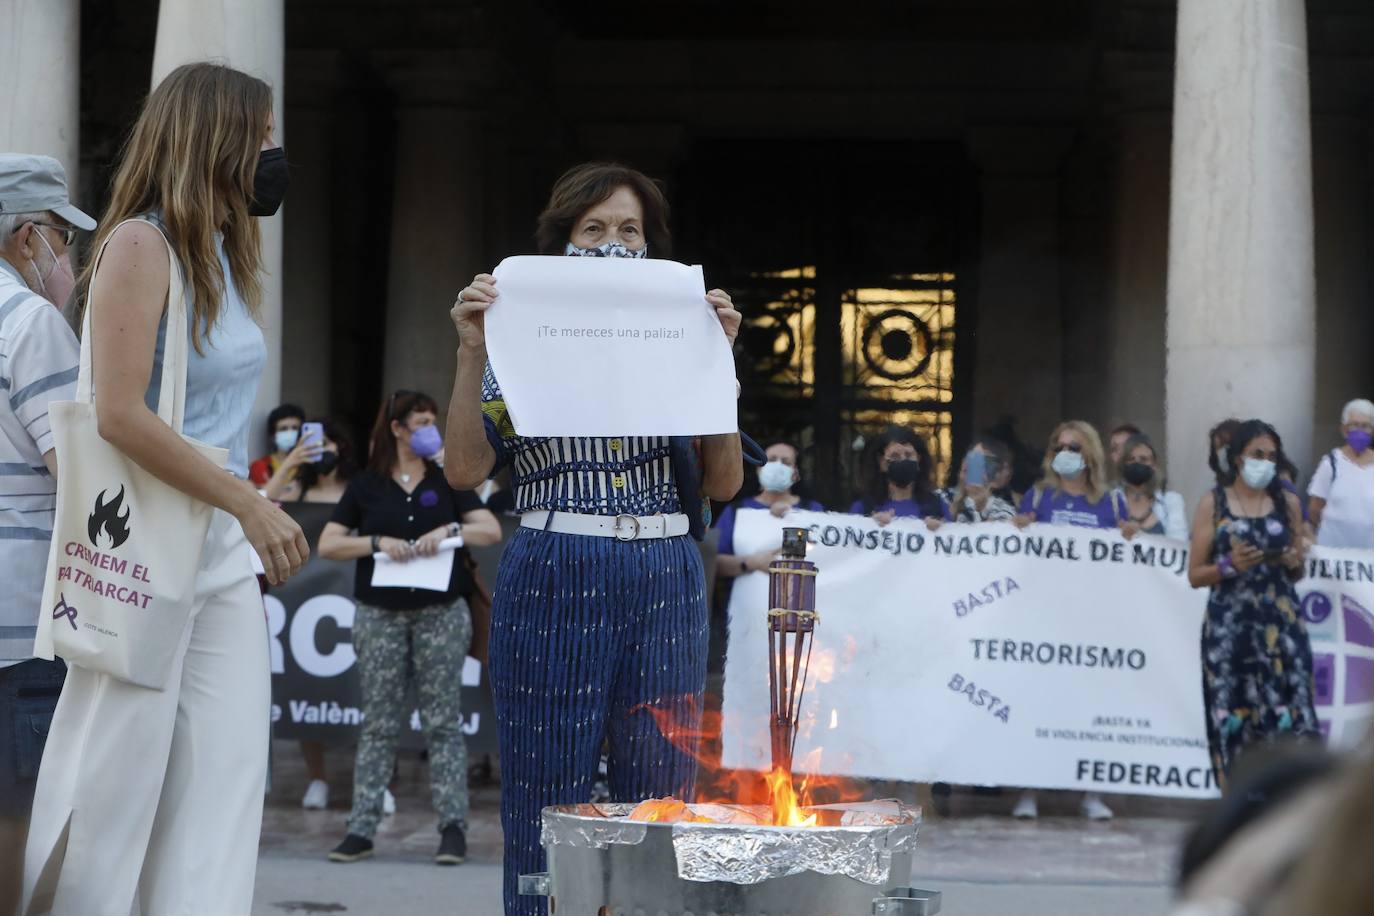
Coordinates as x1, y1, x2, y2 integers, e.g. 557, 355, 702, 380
347, 598, 473, 838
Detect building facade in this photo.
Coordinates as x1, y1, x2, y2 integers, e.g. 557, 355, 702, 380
4, 0, 1371, 507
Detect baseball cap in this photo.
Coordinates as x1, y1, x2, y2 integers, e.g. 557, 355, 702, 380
0, 154, 96, 231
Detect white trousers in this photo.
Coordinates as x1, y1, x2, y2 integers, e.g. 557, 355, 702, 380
22, 510, 269, 916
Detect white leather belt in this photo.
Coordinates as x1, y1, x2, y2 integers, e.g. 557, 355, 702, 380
520, 510, 690, 541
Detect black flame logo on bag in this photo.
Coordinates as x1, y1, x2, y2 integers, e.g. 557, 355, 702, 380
88, 486, 132, 549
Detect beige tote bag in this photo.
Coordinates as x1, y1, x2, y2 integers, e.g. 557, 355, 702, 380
34, 218, 228, 689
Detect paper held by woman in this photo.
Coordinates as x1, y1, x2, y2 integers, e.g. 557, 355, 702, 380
484, 255, 738, 437
370, 536, 464, 591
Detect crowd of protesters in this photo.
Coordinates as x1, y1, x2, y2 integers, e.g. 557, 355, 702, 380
3, 58, 1371, 916
247, 392, 503, 870
715, 401, 1374, 822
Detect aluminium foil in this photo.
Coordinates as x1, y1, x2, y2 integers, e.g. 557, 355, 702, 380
539, 801, 920, 886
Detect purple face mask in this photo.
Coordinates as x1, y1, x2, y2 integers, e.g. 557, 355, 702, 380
1348, 429, 1373, 454
409, 424, 442, 459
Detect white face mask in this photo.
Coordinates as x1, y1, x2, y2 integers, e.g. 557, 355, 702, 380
274, 429, 299, 453
1241, 458, 1277, 490
1051, 449, 1086, 479
27, 227, 75, 307
758, 460, 795, 493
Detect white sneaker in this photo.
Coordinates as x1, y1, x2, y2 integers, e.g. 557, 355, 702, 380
383, 788, 397, 816
1012, 791, 1038, 819
302, 779, 329, 810
1081, 793, 1114, 821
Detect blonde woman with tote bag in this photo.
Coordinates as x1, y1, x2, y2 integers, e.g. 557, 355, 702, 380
22, 63, 307, 916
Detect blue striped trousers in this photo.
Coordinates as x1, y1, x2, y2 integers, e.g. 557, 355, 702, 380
490, 526, 709, 916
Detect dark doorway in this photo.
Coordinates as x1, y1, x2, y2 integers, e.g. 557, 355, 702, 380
676, 141, 976, 509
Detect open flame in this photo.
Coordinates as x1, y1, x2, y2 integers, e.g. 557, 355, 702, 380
764, 765, 818, 827
625, 762, 832, 827
628, 797, 713, 824
809, 646, 837, 685
629, 697, 858, 828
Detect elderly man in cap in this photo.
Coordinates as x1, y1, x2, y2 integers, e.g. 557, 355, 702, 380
0, 153, 94, 913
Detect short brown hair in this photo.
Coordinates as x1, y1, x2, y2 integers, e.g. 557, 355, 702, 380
367, 390, 440, 475
535, 162, 673, 256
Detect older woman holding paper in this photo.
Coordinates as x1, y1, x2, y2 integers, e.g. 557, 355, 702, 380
445, 162, 742, 915
318, 390, 500, 866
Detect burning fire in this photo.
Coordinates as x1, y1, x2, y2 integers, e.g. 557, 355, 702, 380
809, 646, 837, 685
628, 797, 714, 824
626, 765, 819, 828
627, 697, 841, 828
764, 765, 818, 827
623, 529, 872, 832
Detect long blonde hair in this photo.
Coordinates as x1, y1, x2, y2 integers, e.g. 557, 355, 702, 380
80, 62, 271, 353
1040, 420, 1109, 503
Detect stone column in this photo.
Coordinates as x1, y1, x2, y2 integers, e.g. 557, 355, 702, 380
1166, 0, 1316, 505
152, 0, 285, 456
381, 107, 485, 408
1106, 114, 1171, 442
0, 0, 81, 184
967, 128, 1072, 447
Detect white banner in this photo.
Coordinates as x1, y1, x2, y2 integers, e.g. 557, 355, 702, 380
1297, 546, 1374, 748
721, 510, 1374, 800
484, 255, 737, 437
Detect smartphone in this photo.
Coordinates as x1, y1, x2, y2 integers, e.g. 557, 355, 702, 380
965, 450, 987, 487
300, 422, 325, 461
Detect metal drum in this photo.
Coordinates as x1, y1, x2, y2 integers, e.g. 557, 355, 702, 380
520, 802, 940, 916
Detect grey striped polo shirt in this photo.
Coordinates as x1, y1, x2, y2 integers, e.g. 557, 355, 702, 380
0, 257, 80, 667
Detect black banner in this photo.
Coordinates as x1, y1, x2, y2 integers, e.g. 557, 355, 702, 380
265, 502, 498, 757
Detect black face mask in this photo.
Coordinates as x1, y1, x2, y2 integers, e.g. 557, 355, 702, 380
1122, 462, 1155, 487
249, 147, 289, 217
315, 452, 340, 476
886, 459, 920, 487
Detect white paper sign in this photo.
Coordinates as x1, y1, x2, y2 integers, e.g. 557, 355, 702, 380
370, 536, 463, 591
484, 255, 737, 436
722, 511, 1374, 798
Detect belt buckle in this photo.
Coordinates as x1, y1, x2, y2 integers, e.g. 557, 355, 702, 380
612, 514, 641, 541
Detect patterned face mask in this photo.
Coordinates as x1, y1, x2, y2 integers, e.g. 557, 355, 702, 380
565, 241, 648, 259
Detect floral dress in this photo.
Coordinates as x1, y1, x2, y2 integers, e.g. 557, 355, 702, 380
1201, 488, 1320, 787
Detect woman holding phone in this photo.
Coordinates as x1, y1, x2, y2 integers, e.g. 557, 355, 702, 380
262, 419, 325, 501
942, 438, 1017, 523
1187, 419, 1318, 787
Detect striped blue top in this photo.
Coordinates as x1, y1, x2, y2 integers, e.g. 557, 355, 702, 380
0, 256, 80, 666
481, 364, 681, 516
144, 217, 265, 477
